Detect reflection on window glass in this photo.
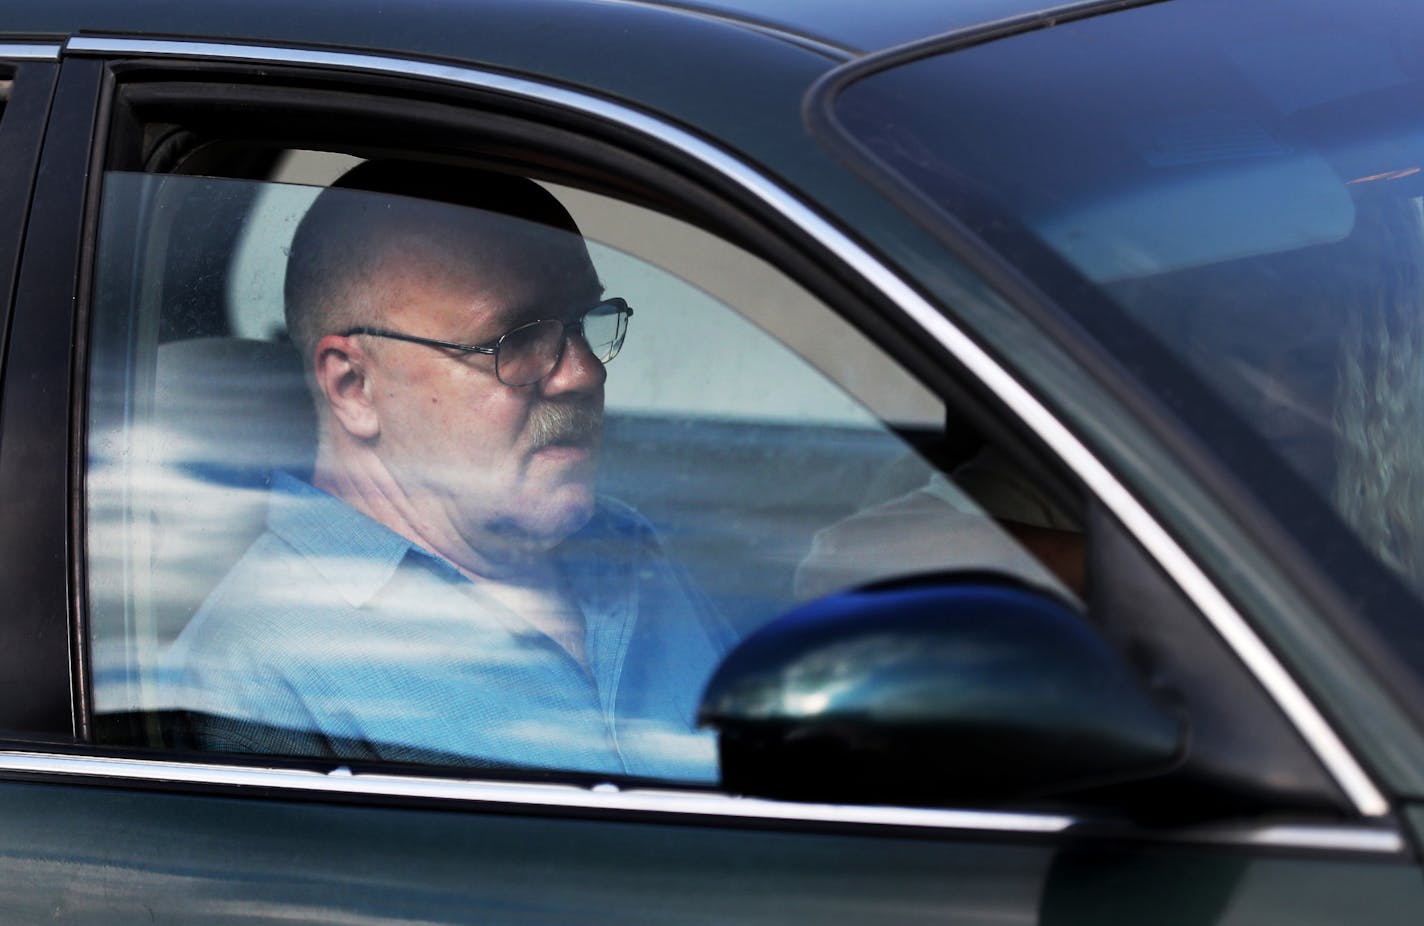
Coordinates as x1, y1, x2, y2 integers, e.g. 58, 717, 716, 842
834, 0, 1424, 606
87, 162, 1073, 783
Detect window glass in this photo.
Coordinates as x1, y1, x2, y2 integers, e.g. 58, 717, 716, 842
87, 161, 1077, 783
831, 0, 1424, 666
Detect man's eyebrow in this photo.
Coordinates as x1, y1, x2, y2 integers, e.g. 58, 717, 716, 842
479, 285, 608, 334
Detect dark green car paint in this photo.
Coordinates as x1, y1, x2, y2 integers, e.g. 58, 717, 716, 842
0, 1, 1419, 922
0, 781, 1420, 924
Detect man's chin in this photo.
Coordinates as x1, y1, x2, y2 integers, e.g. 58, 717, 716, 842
485, 486, 596, 555
539, 489, 598, 541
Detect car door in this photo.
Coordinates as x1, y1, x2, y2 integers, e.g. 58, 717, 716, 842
0, 28, 1418, 926
0, 42, 66, 742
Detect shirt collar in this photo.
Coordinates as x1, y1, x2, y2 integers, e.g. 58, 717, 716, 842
265, 471, 641, 614
266, 471, 428, 608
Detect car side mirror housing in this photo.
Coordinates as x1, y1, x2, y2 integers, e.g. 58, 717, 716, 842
698, 575, 1185, 808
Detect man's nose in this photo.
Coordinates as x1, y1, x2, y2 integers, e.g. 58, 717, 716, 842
541, 329, 607, 395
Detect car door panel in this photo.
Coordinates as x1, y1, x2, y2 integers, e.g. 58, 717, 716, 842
0, 778, 1419, 924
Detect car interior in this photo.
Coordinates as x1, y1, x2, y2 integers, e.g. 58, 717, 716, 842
86, 74, 1049, 766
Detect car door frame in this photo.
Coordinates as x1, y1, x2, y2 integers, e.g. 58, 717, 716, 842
0, 32, 1410, 867
0, 42, 73, 743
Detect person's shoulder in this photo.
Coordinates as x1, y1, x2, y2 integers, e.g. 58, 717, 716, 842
184, 529, 337, 641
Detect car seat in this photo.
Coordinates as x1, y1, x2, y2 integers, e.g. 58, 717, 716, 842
89, 336, 316, 725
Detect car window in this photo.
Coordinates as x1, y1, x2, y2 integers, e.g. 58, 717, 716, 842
827, 0, 1424, 683
85, 148, 1081, 783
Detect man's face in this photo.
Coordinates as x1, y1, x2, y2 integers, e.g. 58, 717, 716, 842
363, 231, 607, 568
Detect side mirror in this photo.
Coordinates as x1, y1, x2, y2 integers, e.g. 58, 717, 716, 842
698, 575, 1185, 808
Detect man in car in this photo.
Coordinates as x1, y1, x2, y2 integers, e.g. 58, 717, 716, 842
167, 162, 729, 781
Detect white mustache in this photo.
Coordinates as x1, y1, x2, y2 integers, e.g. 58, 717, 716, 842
528, 401, 602, 449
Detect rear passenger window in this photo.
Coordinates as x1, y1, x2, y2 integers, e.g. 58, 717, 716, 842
85, 102, 1080, 783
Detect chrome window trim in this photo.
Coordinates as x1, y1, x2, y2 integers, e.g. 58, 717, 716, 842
0, 750, 1076, 833
1162, 822, 1403, 854
61, 36, 1390, 820
0, 43, 61, 60
0, 749, 1405, 854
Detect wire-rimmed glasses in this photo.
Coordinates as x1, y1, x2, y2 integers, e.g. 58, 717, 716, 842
343, 297, 632, 386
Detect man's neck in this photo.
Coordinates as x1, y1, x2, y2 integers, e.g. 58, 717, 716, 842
312, 453, 542, 580
312, 456, 588, 667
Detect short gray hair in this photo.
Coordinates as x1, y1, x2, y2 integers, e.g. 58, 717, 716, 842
283, 160, 586, 368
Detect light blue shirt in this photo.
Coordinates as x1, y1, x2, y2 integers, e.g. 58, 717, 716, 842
165, 472, 730, 781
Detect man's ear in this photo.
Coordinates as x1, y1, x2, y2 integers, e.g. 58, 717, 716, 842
314, 334, 380, 440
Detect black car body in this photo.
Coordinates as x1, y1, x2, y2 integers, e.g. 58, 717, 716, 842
0, 0, 1421, 921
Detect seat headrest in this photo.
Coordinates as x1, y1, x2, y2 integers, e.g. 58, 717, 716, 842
143, 338, 317, 647
152, 337, 317, 483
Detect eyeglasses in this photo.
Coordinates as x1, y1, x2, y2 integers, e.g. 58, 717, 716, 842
343, 297, 632, 387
